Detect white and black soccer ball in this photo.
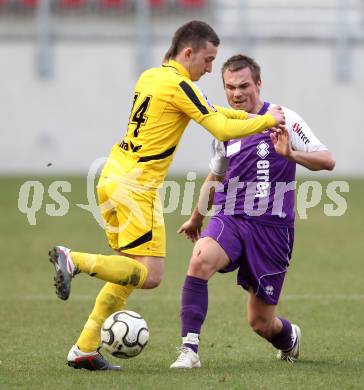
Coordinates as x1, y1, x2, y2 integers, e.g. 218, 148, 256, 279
101, 310, 149, 359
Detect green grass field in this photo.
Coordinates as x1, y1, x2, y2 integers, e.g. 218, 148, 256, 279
0, 176, 363, 389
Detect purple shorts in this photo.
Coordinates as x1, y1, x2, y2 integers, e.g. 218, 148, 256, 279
201, 215, 294, 305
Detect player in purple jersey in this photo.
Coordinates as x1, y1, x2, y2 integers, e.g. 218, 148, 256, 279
170, 55, 335, 368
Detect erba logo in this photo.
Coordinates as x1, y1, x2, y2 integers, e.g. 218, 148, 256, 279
265, 285, 274, 296
120, 140, 142, 153
293, 122, 310, 145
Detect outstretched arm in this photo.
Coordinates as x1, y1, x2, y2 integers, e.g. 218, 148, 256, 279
201, 106, 284, 141
178, 172, 224, 242
213, 105, 249, 120
174, 79, 285, 141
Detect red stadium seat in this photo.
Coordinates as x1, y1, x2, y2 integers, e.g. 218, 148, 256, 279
148, 0, 165, 7
59, 0, 86, 7
179, 0, 206, 8
20, 0, 38, 6
100, 0, 127, 7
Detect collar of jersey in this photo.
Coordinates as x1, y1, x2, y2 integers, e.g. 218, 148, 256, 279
163, 60, 191, 79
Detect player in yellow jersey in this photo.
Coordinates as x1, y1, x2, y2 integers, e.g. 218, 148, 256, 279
48, 20, 285, 371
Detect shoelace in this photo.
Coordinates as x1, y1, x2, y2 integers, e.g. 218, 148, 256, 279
174, 346, 191, 362
176, 346, 190, 353
279, 344, 297, 362
285, 356, 296, 363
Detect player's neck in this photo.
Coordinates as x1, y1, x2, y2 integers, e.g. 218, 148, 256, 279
172, 55, 191, 79
251, 100, 265, 115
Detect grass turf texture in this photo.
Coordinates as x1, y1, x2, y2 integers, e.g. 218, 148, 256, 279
0, 176, 363, 389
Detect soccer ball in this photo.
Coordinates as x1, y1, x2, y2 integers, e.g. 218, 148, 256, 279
101, 310, 149, 359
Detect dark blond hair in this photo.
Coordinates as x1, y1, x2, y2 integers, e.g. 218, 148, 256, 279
221, 54, 261, 84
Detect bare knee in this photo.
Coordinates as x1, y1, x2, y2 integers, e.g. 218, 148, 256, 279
186, 237, 229, 279
128, 255, 164, 290
142, 263, 164, 289
188, 251, 216, 279
248, 316, 276, 339
142, 273, 162, 289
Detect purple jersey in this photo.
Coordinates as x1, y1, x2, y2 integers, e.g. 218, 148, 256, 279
211, 102, 327, 227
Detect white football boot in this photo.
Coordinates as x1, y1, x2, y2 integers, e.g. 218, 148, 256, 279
170, 346, 201, 369
277, 324, 301, 362
48, 246, 79, 300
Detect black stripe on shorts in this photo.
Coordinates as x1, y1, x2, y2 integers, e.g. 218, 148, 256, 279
119, 230, 153, 251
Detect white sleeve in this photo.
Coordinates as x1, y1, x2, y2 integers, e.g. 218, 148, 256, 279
209, 139, 228, 176
282, 107, 328, 152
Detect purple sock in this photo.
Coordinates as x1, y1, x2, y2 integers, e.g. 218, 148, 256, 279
268, 317, 294, 351
180, 275, 208, 353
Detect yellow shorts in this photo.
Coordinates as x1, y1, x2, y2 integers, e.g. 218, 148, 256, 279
97, 174, 166, 257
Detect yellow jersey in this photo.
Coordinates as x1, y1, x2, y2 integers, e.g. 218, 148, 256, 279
103, 60, 275, 188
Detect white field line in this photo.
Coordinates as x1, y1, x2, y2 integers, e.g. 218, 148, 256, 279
0, 294, 363, 302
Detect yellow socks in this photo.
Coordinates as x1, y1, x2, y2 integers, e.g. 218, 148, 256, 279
71, 252, 147, 288
76, 282, 132, 352
70, 252, 148, 352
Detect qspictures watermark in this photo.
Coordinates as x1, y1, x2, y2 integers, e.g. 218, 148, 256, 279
17, 158, 349, 228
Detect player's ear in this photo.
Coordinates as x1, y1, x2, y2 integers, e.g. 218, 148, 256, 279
257, 79, 262, 92
185, 47, 193, 59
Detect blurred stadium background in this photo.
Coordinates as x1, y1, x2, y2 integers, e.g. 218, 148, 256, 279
1, 2, 364, 389
1, 0, 363, 176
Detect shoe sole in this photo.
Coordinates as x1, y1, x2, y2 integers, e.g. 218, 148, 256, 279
170, 361, 201, 369
67, 361, 80, 369
67, 359, 122, 371
292, 324, 301, 360
48, 247, 71, 301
